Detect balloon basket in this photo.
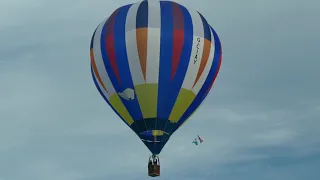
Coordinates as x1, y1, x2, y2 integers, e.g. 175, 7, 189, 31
148, 155, 160, 177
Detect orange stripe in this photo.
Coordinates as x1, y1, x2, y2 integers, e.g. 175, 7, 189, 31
136, 28, 148, 81
193, 39, 212, 88
90, 49, 108, 93
206, 48, 222, 94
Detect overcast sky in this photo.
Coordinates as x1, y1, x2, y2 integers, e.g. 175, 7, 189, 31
0, 0, 319, 179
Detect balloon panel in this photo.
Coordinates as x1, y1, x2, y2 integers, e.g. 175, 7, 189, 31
90, 0, 222, 154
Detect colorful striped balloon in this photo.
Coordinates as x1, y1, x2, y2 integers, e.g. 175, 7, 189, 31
90, 0, 222, 155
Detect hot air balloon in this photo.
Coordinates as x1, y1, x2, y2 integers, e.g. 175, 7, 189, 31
89, 0, 222, 177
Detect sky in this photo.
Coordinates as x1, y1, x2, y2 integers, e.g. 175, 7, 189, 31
0, 0, 319, 179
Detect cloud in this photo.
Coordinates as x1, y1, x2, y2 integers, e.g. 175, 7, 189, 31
0, 0, 319, 179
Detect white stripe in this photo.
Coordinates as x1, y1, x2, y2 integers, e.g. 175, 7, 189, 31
192, 28, 215, 94
92, 66, 110, 100
125, 2, 145, 86
92, 20, 117, 97
181, 11, 204, 90
125, 1, 141, 32
146, 1, 161, 83
148, 0, 161, 28
189, 9, 204, 37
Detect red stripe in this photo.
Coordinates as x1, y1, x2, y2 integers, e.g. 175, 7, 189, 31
106, 10, 118, 36
171, 3, 184, 80
104, 10, 121, 83
171, 30, 184, 80
172, 2, 184, 29
105, 34, 121, 83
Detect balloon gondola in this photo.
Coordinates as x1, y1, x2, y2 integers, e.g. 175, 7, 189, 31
89, 0, 222, 177
148, 155, 160, 177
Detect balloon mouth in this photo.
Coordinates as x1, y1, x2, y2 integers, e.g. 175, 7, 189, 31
139, 130, 171, 144
139, 130, 171, 154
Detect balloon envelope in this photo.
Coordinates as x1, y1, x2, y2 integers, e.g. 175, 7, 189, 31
90, 0, 222, 155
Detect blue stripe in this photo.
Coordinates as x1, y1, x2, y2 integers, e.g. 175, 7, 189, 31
157, 1, 174, 129
198, 12, 211, 41
136, 0, 148, 28
113, 4, 145, 123
100, 5, 143, 123
175, 26, 222, 129
162, 4, 193, 132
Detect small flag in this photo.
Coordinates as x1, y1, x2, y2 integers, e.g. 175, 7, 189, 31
192, 138, 198, 145
198, 135, 203, 143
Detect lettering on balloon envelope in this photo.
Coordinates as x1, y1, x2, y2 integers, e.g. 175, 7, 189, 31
193, 37, 201, 64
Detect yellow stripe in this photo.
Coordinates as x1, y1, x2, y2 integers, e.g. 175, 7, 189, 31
152, 130, 164, 136
134, 83, 158, 119
168, 88, 196, 123
109, 94, 134, 125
